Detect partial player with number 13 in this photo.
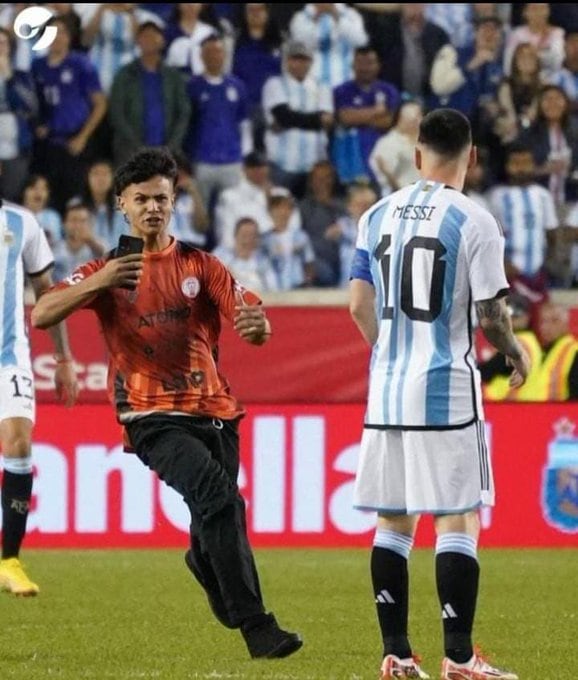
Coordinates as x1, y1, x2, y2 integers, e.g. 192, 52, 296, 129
0, 193, 78, 596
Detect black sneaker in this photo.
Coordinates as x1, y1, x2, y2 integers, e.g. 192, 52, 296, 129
242, 613, 303, 659
184, 549, 236, 629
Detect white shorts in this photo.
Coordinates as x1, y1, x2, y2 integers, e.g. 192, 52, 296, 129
0, 366, 35, 424
354, 421, 493, 515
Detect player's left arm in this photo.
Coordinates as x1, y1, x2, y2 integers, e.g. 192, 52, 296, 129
29, 270, 79, 407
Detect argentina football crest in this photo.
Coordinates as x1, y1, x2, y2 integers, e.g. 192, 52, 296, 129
542, 418, 578, 533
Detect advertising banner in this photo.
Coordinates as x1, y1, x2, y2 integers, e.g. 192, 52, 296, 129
28, 307, 578, 405
9, 403, 578, 549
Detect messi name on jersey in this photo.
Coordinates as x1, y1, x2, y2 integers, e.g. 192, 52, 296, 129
392, 204, 437, 221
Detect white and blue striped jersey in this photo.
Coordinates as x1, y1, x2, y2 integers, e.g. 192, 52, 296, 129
289, 4, 368, 88
262, 73, 333, 174
75, 5, 161, 93
0, 201, 53, 370
488, 184, 558, 277
351, 180, 508, 429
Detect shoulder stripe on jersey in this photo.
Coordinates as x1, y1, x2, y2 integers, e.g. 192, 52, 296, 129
425, 202, 468, 426
1, 210, 24, 367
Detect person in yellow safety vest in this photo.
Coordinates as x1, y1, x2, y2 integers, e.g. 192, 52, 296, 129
481, 294, 542, 401
531, 302, 578, 401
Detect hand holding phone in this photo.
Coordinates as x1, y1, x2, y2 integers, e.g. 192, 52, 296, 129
104, 235, 145, 290
115, 235, 145, 258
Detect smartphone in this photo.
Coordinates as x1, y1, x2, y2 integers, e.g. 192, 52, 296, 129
115, 235, 144, 290
115, 234, 144, 258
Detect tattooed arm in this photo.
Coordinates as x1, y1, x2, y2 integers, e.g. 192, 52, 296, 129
475, 296, 531, 387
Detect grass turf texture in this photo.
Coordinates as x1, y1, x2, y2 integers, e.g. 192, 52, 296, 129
0, 549, 574, 679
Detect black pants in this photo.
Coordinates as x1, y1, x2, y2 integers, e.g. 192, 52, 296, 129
126, 414, 264, 626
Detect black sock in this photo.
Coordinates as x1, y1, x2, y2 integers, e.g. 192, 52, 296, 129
371, 546, 411, 659
1, 471, 33, 559
436, 551, 479, 663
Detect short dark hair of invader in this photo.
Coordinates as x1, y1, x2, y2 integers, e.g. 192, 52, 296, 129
418, 108, 472, 158
114, 147, 178, 196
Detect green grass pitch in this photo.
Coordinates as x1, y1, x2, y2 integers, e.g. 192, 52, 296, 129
0, 548, 575, 679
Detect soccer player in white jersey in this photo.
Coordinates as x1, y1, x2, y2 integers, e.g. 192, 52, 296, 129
349, 109, 530, 680
0, 197, 78, 595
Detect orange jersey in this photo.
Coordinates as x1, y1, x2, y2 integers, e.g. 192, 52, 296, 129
56, 239, 261, 421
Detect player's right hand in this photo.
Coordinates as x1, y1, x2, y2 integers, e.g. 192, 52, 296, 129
507, 345, 531, 388
97, 254, 144, 290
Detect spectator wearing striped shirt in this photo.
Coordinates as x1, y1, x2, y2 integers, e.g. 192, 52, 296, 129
262, 40, 333, 199
289, 3, 368, 88
212, 217, 278, 293
487, 143, 559, 296
78, 3, 162, 95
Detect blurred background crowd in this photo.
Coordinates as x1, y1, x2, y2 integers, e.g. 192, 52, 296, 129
1, 2, 578, 302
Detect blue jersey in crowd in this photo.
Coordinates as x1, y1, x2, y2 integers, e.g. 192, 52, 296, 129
187, 75, 248, 164
32, 51, 102, 143
333, 79, 400, 182
232, 39, 282, 109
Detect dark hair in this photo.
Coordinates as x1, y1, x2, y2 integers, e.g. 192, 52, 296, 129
200, 34, 223, 49
63, 200, 90, 219
114, 147, 178, 196
47, 14, 73, 38
237, 4, 282, 50
505, 140, 534, 157
136, 21, 164, 37
22, 173, 49, 192
234, 217, 259, 235
354, 45, 378, 58
171, 149, 193, 176
537, 84, 570, 128
418, 108, 472, 157
82, 159, 116, 227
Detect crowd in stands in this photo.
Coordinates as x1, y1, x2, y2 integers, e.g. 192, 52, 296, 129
2, 2, 578, 300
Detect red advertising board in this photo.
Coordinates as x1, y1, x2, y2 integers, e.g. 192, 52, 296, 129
14, 402, 578, 549
28, 306, 578, 405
